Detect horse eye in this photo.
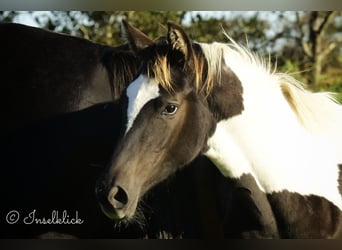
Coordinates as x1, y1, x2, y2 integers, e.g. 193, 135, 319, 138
162, 104, 178, 116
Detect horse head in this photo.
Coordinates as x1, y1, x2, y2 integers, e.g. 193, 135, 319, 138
95, 21, 243, 221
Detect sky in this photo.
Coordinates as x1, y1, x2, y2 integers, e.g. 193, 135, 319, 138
6, 11, 304, 55
12, 11, 275, 27
12, 11, 41, 27
10, 11, 296, 42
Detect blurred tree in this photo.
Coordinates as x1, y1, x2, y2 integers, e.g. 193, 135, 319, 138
0, 11, 16, 23
0, 11, 186, 45
184, 12, 271, 54
1, 11, 341, 100
300, 11, 341, 86
78, 11, 187, 46
271, 11, 342, 88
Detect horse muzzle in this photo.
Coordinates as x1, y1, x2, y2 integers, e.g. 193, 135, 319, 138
95, 180, 138, 220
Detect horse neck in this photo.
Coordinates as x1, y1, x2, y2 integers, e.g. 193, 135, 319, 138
204, 50, 342, 210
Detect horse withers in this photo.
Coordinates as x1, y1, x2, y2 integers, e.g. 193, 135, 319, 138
96, 21, 342, 238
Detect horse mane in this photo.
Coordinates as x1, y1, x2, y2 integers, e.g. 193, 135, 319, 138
199, 34, 275, 96
146, 54, 173, 92
202, 34, 342, 210
102, 45, 138, 100
277, 74, 342, 133
201, 34, 342, 135
148, 31, 342, 136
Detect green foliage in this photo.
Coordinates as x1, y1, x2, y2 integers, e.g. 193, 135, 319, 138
314, 75, 342, 104
183, 12, 270, 54
281, 59, 303, 75
279, 58, 342, 104
78, 11, 186, 46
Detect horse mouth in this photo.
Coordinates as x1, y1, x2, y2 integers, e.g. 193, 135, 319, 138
98, 202, 127, 220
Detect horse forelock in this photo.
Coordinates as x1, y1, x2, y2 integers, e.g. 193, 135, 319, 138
143, 41, 221, 95
146, 54, 173, 92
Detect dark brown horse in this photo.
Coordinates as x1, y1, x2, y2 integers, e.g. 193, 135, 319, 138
0, 22, 246, 239
96, 21, 342, 238
0, 22, 136, 132
0, 22, 139, 238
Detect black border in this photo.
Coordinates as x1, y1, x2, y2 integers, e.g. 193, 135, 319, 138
1, 239, 342, 250
1, 0, 342, 249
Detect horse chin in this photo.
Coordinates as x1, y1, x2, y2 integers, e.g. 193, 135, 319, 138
99, 195, 139, 222
100, 204, 126, 220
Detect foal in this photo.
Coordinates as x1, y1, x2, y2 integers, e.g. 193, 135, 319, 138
96, 21, 342, 238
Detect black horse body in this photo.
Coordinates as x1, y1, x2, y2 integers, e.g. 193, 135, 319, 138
0, 23, 238, 239
0, 23, 138, 238
0, 23, 136, 132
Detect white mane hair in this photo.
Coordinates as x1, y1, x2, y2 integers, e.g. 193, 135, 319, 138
199, 35, 342, 162
200, 35, 342, 210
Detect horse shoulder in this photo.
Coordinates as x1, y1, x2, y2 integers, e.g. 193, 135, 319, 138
227, 174, 280, 238
267, 191, 342, 238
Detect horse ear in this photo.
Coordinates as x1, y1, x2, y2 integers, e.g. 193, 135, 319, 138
121, 19, 154, 52
167, 21, 193, 62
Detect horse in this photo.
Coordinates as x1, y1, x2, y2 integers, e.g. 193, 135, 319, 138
0, 22, 240, 238
0, 22, 142, 238
96, 20, 342, 238
0, 22, 136, 133
1, 101, 236, 238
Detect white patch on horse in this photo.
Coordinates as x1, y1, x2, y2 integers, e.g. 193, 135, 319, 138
125, 74, 160, 133
201, 41, 342, 210
205, 124, 265, 192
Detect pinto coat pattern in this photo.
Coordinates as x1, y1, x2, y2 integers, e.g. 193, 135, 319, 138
96, 21, 342, 238
0, 23, 238, 238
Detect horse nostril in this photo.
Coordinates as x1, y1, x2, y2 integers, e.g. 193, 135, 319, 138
108, 186, 128, 209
